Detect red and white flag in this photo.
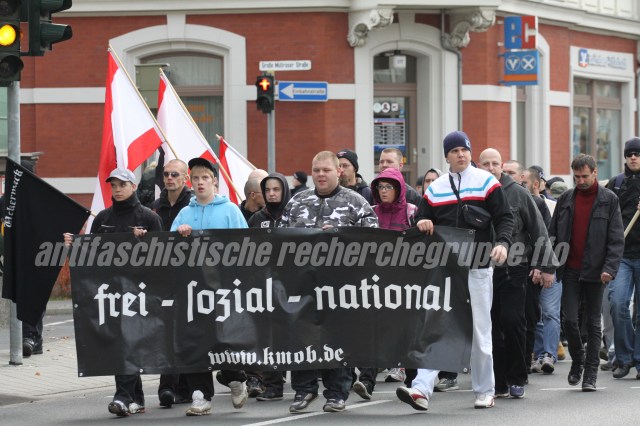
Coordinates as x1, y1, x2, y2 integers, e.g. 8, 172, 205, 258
217, 136, 255, 204
157, 70, 254, 204
87, 49, 165, 230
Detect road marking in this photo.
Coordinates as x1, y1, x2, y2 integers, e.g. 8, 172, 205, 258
539, 387, 607, 391
242, 400, 390, 425
44, 319, 74, 327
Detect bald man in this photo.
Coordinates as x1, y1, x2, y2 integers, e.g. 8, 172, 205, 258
240, 177, 265, 222
478, 148, 557, 399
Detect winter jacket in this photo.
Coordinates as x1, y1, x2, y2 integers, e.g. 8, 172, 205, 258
549, 184, 624, 281
248, 173, 292, 228
281, 186, 378, 229
416, 165, 514, 268
91, 193, 162, 234
171, 194, 247, 231
371, 168, 416, 231
150, 186, 192, 231
605, 164, 640, 258
344, 173, 374, 205
499, 173, 557, 272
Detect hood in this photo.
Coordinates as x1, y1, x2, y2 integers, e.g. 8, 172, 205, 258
371, 167, 407, 206
499, 172, 516, 190
188, 194, 231, 207
260, 172, 292, 218
421, 168, 443, 195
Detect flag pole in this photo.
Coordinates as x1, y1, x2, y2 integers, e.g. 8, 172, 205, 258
157, 69, 245, 202
107, 46, 180, 160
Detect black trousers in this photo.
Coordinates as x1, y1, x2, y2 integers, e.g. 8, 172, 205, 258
158, 374, 190, 401
23, 314, 44, 343
492, 265, 528, 390
291, 368, 351, 401
525, 275, 542, 360
562, 269, 604, 375
263, 371, 284, 394
114, 374, 144, 406
353, 368, 377, 389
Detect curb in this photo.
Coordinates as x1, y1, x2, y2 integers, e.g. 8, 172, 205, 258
45, 299, 73, 317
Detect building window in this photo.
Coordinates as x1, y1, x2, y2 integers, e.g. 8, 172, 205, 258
573, 78, 621, 178
141, 53, 224, 151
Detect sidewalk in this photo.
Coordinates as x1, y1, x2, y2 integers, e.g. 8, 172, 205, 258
0, 299, 159, 404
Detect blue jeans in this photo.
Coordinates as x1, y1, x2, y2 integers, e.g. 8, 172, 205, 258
607, 258, 640, 368
533, 280, 563, 361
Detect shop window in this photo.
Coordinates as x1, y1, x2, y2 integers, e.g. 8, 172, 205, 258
573, 78, 621, 179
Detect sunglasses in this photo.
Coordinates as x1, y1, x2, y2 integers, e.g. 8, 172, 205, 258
163, 171, 182, 178
626, 152, 640, 158
377, 184, 395, 191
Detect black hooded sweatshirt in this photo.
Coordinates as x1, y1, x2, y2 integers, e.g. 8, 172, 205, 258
248, 173, 292, 228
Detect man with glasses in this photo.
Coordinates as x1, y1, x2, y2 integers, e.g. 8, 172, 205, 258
150, 159, 193, 408
240, 178, 266, 223
605, 137, 640, 380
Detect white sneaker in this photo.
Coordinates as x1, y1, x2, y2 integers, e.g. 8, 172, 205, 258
128, 402, 145, 415
531, 358, 544, 373
229, 381, 248, 409
186, 390, 212, 416
474, 393, 495, 409
396, 386, 429, 411
385, 368, 406, 383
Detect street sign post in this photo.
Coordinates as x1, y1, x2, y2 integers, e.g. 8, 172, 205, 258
277, 81, 328, 102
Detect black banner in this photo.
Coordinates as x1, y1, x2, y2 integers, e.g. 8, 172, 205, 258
2, 158, 90, 326
69, 227, 474, 376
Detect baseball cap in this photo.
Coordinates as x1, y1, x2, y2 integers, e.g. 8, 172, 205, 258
188, 157, 218, 177
105, 168, 136, 183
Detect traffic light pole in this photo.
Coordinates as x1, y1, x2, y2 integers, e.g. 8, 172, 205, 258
7, 81, 22, 365
267, 110, 275, 173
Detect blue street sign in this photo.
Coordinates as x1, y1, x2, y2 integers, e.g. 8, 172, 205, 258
502, 50, 539, 86
278, 81, 328, 102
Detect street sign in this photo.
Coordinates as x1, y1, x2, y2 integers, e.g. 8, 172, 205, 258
502, 50, 539, 86
259, 60, 311, 71
278, 81, 328, 102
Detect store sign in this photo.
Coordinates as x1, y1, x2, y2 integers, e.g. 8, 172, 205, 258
501, 15, 539, 86
504, 16, 537, 49
571, 47, 633, 77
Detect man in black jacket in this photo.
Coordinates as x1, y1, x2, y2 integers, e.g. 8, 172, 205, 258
549, 154, 624, 391
337, 149, 373, 204
149, 159, 192, 408
604, 136, 640, 379
65, 168, 163, 417
478, 148, 557, 399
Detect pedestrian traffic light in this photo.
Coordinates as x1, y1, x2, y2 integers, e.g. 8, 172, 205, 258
28, 0, 73, 56
0, 0, 24, 83
255, 74, 274, 113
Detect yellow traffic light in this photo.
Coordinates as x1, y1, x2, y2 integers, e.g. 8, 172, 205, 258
0, 24, 17, 47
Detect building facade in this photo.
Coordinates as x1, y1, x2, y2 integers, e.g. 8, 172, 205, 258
3, 0, 639, 206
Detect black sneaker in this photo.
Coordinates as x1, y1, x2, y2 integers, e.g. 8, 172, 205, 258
582, 375, 596, 392
246, 376, 265, 398
159, 389, 175, 408
108, 400, 129, 417
353, 381, 373, 400
256, 389, 283, 401
289, 392, 317, 413
323, 398, 346, 412
568, 363, 583, 386
613, 364, 631, 379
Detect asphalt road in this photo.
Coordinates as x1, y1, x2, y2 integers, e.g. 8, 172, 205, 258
0, 313, 639, 425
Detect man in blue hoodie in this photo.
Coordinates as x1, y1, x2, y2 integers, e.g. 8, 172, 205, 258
171, 158, 248, 416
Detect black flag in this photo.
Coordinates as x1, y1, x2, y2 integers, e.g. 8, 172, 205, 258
2, 158, 90, 325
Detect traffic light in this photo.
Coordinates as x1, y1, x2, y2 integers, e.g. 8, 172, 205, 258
28, 0, 73, 56
255, 74, 274, 113
0, 0, 24, 83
